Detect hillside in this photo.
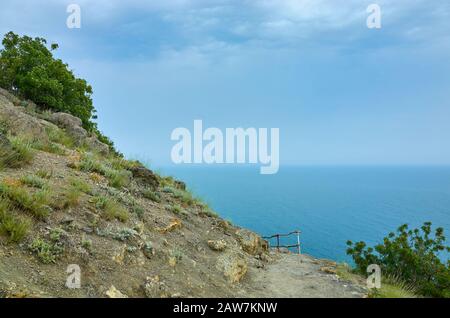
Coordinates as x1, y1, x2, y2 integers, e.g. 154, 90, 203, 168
0, 88, 368, 298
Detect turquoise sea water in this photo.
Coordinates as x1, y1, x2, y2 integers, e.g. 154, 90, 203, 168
160, 166, 450, 263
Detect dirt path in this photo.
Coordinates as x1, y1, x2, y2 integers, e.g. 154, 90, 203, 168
242, 253, 367, 298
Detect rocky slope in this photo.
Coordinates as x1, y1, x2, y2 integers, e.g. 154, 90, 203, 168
0, 88, 366, 298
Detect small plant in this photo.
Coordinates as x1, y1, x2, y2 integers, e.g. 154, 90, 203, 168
0, 201, 31, 243
31, 139, 66, 155
46, 126, 73, 148
198, 202, 218, 218
36, 169, 53, 179
81, 236, 92, 250
79, 153, 131, 189
142, 189, 161, 203
4, 135, 35, 167
168, 204, 188, 217
130, 201, 144, 218
112, 228, 138, 241
161, 186, 176, 195
50, 186, 80, 210
29, 237, 64, 264
0, 181, 51, 219
106, 169, 131, 189
69, 177, 92, 194
20, 174, 47, 189
49, 227, 65, 242
370, 274, 418, 298
93, 195, 129, 222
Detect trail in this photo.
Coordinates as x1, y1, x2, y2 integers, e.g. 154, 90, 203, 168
242, 253, 367, 298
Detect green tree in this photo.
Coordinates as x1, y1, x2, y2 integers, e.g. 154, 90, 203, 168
0, 31, 96, 130
347, 222, 450, 297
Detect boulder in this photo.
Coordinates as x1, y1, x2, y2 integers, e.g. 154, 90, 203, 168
0, 88, 21, 106
207, 239, 227, 252
216, 252, 248, 284
129, 165, 159, 188
235, 229, 267, 256
0, 97, 50, 142
85, 136, 109, 155
48, 112, 88, 142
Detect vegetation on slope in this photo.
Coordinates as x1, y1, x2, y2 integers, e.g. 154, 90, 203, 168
346, 222, 450, 298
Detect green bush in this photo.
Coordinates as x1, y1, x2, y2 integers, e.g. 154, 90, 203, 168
346, 222, 450, 298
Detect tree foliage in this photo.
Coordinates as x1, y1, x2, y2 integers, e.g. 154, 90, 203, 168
0, 31, 97, 132
347, 222, 450, 297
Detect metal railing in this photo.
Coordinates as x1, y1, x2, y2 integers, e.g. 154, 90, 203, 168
262, 230, 301, 254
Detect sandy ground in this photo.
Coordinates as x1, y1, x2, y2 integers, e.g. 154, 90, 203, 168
242, 252, 367, 298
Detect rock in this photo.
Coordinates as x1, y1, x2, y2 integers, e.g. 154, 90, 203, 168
48, 112, 88, 143
235, 229, 267, 256
216, 253, 248, 284
129, 165, 159, 188
49, 112, 83, 130
48, 112, 109, 154
105, 285, 128, 298
157, 218, 182, 234
85, 136, 109, 155
143, 276, 170, 298
207, 239, 227, 252
0, 88, 21, 106
320, 266, 337, 275
0, 97, 50, 143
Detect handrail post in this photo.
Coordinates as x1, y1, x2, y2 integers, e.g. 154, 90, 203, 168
296, 231, 301, 254
276, 234, 280, 251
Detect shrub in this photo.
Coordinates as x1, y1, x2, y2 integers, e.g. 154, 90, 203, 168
346, 222, 450, 298
0, 201, 31, 242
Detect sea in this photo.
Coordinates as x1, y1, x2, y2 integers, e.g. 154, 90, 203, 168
159, 165, 450, 263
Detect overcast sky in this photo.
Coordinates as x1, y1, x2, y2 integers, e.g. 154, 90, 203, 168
1, 0, 449, 166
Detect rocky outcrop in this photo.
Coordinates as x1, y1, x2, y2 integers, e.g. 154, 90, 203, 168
235, 229, 268, 256
216, 252, 248, 284
0, 95, 52, 143
48, 112, 109, 155
0, 88, 21, 106
208, 239, 227, 252
129, 164, 159, 188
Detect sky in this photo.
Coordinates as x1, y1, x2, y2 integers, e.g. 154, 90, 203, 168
1, 0, 449, 167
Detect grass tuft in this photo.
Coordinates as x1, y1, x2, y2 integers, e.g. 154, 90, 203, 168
0, 181, 51, 219
93, 195, 129, 222
0, 201, 31, 243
